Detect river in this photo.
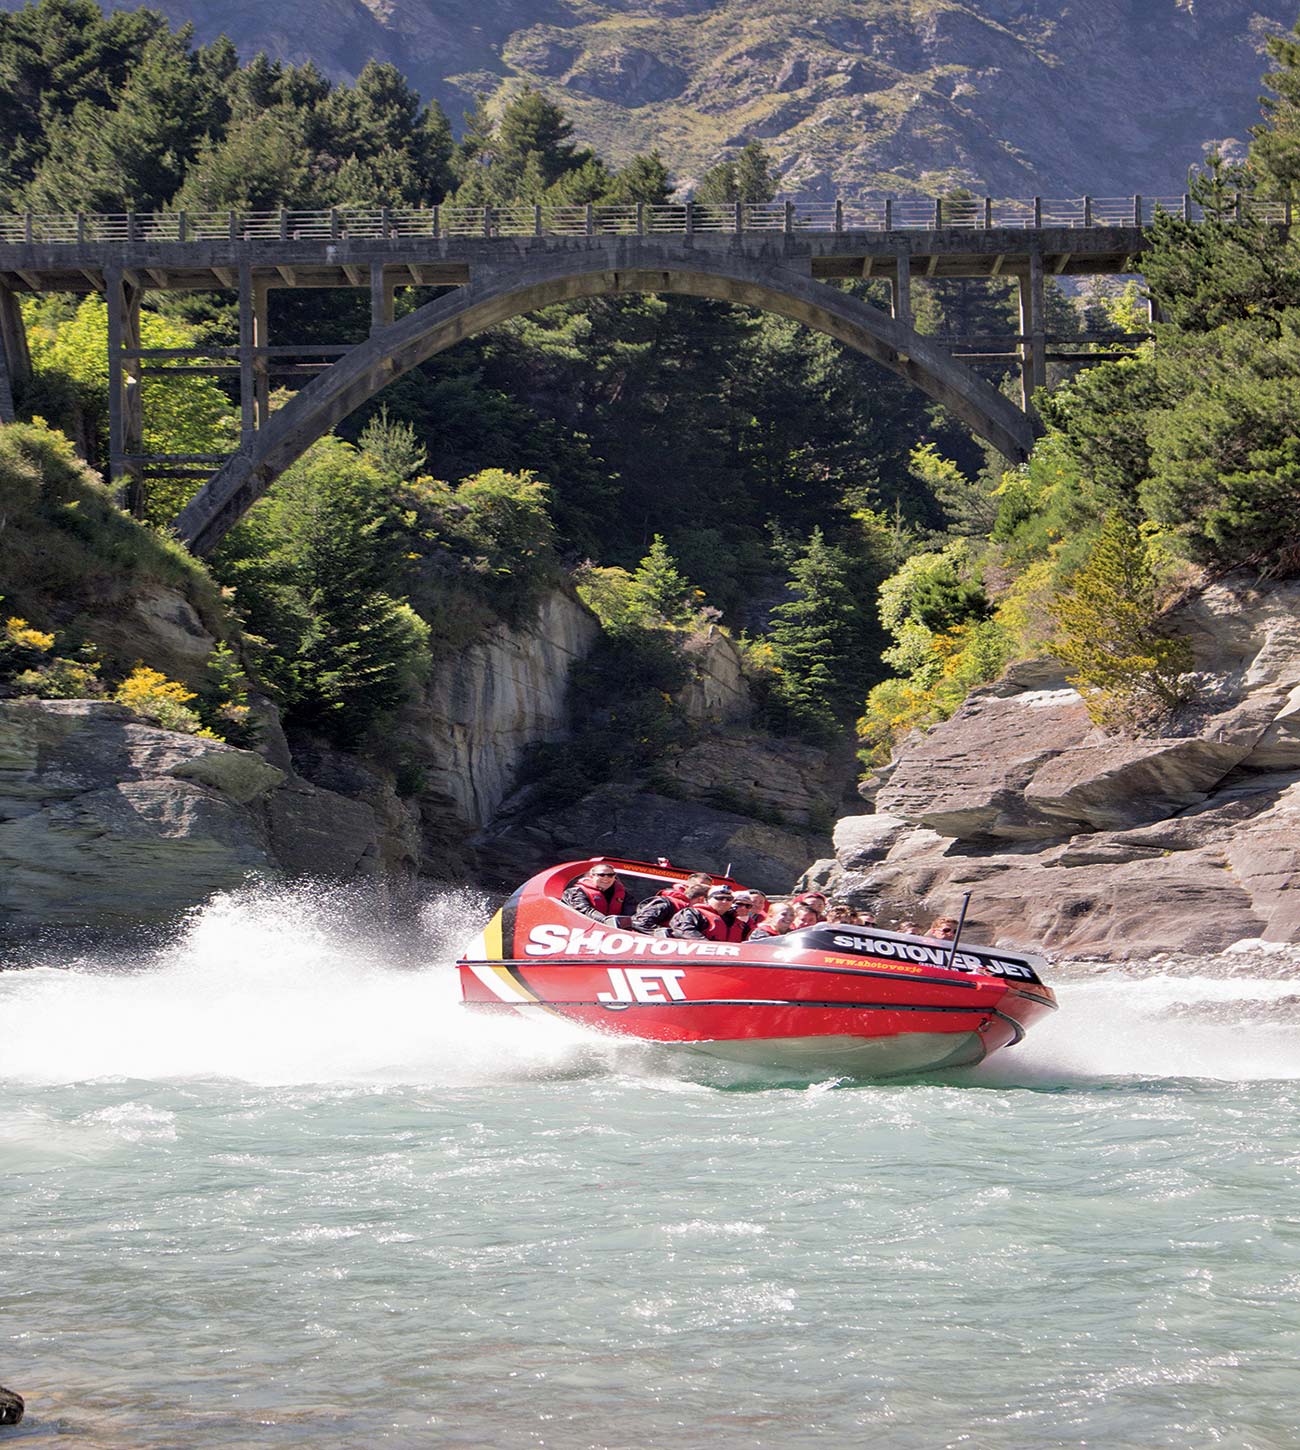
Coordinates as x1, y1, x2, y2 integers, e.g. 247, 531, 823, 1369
3, 883, 1298, 1449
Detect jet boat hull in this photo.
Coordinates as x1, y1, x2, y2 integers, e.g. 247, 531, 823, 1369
457, 859, 1056, 1078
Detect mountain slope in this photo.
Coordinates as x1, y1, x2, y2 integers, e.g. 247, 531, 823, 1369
6, 0, 1294, 194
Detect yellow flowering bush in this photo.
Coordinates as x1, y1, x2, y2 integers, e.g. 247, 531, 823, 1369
113, 666, 213, 736
5, 617, 54, 653
1, 613, 104, 699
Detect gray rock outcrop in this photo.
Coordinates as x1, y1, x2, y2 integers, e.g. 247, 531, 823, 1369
662, 730, 840, 829
409, 589, 599, 830
0, 588, 603, 936
0, 700, 398, 935
676, 627, 752, 728
821, 576, 1300, 958
479, 782, 830, 891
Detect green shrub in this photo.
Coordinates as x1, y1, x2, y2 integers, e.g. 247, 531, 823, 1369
1049, 512, 1193, 730
0, 419, 227, 651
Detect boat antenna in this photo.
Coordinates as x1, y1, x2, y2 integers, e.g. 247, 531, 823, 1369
946, 891, 973, 970
724, 862, 732, 878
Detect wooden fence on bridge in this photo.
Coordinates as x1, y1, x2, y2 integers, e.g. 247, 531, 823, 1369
0, 194, 1288, 244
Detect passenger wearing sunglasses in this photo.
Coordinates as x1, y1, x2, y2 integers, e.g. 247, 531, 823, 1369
667, 884, 751, 942
561, 864, 640, 927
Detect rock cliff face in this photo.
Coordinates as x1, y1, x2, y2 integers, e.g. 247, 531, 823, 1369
0, 699, 400, 934
0, 587, 600, 936
811, 577, 1300, 959
411, 588, 599, 830
63, 0, 1296, 196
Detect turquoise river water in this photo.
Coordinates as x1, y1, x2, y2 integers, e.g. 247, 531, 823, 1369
2, 884, 1298, 1449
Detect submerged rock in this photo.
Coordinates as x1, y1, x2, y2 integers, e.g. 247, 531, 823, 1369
0, 1385, 22, 1425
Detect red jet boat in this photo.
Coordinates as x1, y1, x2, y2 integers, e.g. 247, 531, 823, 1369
457, 858, 1057, 1077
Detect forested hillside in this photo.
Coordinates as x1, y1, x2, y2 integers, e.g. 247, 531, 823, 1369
0, 0, 1292, 195
4, 0, 1300, 816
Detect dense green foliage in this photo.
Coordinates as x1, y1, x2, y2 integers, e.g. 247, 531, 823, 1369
858, 38, 1300, 760
0, 0, 975, 759
8, 0, 1300, 785
1048, 513, 1193, 730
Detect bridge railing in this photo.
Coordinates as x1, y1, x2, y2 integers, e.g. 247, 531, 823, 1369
0, 196, 1292, 245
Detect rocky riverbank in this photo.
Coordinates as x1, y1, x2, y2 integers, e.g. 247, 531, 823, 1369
6, 569, 1299, 951
806, 577, 1300, 959
0, 588, 844, 936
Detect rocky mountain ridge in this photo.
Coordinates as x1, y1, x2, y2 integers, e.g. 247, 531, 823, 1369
38, 0, 1296, 196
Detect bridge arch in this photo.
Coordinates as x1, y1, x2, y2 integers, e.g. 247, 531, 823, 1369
176, 244, 1039, 554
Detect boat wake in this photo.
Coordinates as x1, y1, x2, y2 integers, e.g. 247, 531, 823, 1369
3, 884, 1298, 1090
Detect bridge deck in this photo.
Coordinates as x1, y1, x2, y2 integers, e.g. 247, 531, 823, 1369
0, 227, 1148, 294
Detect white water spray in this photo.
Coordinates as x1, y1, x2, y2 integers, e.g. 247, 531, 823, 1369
978, 972, 1300, 1085
0, 882, 613, 1088
3, 885, 1298, 1089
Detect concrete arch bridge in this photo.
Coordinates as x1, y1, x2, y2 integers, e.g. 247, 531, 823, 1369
0, 196, 1215, 553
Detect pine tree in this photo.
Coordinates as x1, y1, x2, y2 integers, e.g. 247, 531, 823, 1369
1142, 153, 1300, 334
320, 60, 453, 204
216, 438, 428, 745
732, 140, 777, 202
24, 27, 223, 210
1049, 511, 1192, 730
628, 534, 695, 625
172, 108, 311, 211
494, 87, 587, 188
601, 151, 672, 205
695, 140, 776, 204
768, 527, 863, 734
1251, 18, 1300, 197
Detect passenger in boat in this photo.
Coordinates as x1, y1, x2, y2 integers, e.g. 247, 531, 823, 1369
630, 872, 713, 934
927, 917, 959, 940
898, 919, 918, 935
746, 890, 771, 922
824, 903, 857, 924
669, 885, 750, 942
791, 901, 822, 930
749, 901, 796, 939
793, 891, 828, 920
562, 865, 640, 927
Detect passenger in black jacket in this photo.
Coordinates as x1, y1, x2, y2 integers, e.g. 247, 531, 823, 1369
631, 873, 713, 934
561, 865, 639, 926
669, 885, 750, 942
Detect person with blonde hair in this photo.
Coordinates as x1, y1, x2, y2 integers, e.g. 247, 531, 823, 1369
750, 901, 796, 939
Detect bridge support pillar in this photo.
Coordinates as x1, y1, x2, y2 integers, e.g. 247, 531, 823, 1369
238, 264, 256, 447
253, 273, 270, 430
370, 263, 395, 332
106, 267, 143, 514
1018, 251, 1047, 411
0, 285, 31, 423
891, 252, 912, 329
